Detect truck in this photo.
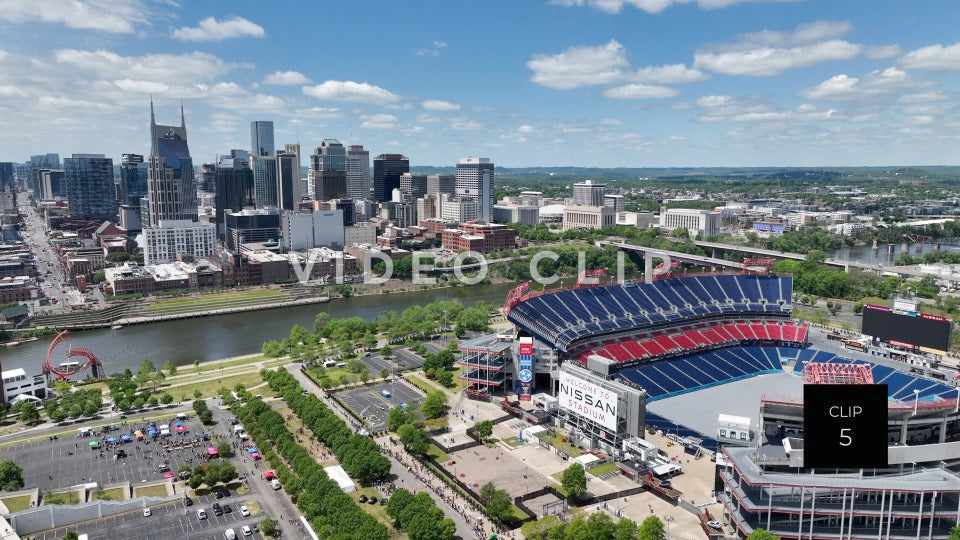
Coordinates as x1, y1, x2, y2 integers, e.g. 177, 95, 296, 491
380, 389, 392, 398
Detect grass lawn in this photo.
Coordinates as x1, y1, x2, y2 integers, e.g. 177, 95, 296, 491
589, 462, 620, 477
42, 491, 80, 505
426, 443, 450, 463
134, 484, 169, 498
167, 371, 265, 401
540, 432, 583, 457
350, 486, 407, 540
501, 436, 524, 448
422, 416, 448, 431
186, 355, 267, 374
305, 365, 357, 388
1, 495, 31, 512
243, 500, 261, 515
145, 288, 287, 312
403, 375, 440, 395
91, 487, 125, 501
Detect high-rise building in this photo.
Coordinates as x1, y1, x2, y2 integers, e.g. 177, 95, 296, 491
250, 121, 274, 157
39, 169, 66, 200
252, 155, 278, 208
604, 194, 625, 212
427, 174, 455, 196
214, 153, 255, 237
275, 150, 301, 210
63, 153, 116, 217
284, 143, 305, 197
572, 180, 605, 206
373, 154, 409, 202
345, 145, 370, 200
0, 163, 13, 191
455, 157, 494, 222
199, 163, 216, 193
147, 100, 196, 225
400, 172, 428, 201
120, 154, 148, 206
225, 208, 281, 251
441, 195, 479, 223
311, 140, 347, 201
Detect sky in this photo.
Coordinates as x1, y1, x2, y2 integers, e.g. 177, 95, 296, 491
0, 0, 958, 168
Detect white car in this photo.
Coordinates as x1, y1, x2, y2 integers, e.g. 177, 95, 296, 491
239, 505, 250, 517
707, 520, 723, 530
241, 526, 253, 537
142, 507, 151, 517
197, 508, 207, 520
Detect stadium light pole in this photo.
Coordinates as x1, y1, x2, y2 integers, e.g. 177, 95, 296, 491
913, 389, 920, 416
665, 515, 674, 540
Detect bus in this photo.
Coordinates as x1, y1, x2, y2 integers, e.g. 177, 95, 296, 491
842, 340, 868, 353
826, 333, 845, 342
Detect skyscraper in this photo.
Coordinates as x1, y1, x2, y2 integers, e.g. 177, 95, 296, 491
345, 144, 370, 200
455, 157, 494, 222
63, 153, 116, 217
250, 121, 275, 157
373, 154, 409, 202
214, 153, 255, 238
252, 154, 278, 208
120, 154, 148, 206
427, 174, 455, 196
572, 180, 605, 206
311, 140, 347, 201
148, 99, 196, 225
0, 163, 13, 191
200, 163, 216, 192
276, 150, 301, 210
284, 143, 305, 197
400, 172, 428, 201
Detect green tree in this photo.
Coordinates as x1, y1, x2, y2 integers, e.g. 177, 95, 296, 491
561, 463, 587, 500
380, 367, 390, 380
260, 517, 279, 537
473, 420, 493, 442
479, 482, 497, 505
638, 515, 665, 540
160, 392, 174, 405
0, 460, 24, 491
387, 406, 413, 432
746, 529, 781, 540
162, 360, 177, 375
853, 301, 864, 315
614, 518, 639, 540
947, 525, 960, 540
91, 270, 106, 284
63, 532, 79, 540
397, 424, 429, 457
485, 488, 513, 524
18, 402, 40, 424
420, 390, 446, 419
194, 359, 200, 372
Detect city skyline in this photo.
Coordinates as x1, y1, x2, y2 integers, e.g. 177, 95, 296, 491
0, 1, 958, 167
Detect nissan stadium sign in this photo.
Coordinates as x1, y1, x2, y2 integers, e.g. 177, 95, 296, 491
558, 371, 618, 431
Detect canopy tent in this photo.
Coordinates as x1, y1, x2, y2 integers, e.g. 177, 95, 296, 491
175, 426, 187, 433
120, 434, 132, 442
105, 436, 119, 443
246, 447, 259, 454
251, 452, 261, 460
88, 440, 100, 448
207, 447, 219, 456
163, 472, 175, 479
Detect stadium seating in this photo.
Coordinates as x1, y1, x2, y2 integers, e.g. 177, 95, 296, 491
791, 352, 958, 401
613, 346, 785, 401
580, 321, 809, 364
507, 274, 793, 349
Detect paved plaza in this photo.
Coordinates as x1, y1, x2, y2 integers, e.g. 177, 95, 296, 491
335, 381, 424, 431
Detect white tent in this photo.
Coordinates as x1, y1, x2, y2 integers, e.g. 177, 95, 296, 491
323, 465, 356, 493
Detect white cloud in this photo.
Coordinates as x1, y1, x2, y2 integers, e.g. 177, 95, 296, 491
55, 49, 243, 84
450, 119, 482, 130
414, 40, 448, 57
695, 95, 840, 123
899, 43, 960, 70
865, 44, 902, 59
694, 21, 863, 76
434, 41, 448, 49
172, 16, 265, 42
550, 0, 797, 14
262, 71, 310, 85
898, 91, 949, 103
517, 124, 535, 133
800, 67, 930, 100
634, 64, 708, 84
603, 83, 679, 99
600, 119, 622, 125
417, 114, 442, 123
302, 80, 400, 104
360, 113, 398, 129
527, 40, 628, 89
695, 95, 733, 108
421, 99, 461, 111
295, 107, 343, 118
0, 0, 144, 33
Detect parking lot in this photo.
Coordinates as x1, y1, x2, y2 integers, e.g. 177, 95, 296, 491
392, 347, 424, 370
357, 352, 399, 375
0, 415, 215, 491
32, 491, 271, 540
335, 381, 424, 431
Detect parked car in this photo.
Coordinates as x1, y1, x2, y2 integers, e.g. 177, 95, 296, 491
142, 508, 151, 517
241, 526, 253, 537
239, 505, 250, 517
707, 520, 723, 530
184, 496, 193, 506
197, 508, 207, 520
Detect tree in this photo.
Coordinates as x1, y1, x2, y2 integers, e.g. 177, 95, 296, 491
380, 367, 390, 380
63, 532, 79, 540
198, 409, 213, 424
638, 515, 665, 540
397, 424, 429, 457
420, 390, 446, 419
485, 488, 513, 523
194, 359, 200, 372
853, 301, 864, 315
948, 525, 960, 540
388, 406, 413, 432
216, 442, 232, 458
0, 460, 24, 491
193, 390, 203, 401
479, 482, 497, 505
746, 529, 781, 540
160, 392, 174, 405
18, 402, 40, 424
162, 360, 177, 375
614, 518, 639, 540
561, 463, 587, 500
260, 517, 279, 537
386, 488, 415, 521
473, 420, 493, 442
91, 270, 106, 284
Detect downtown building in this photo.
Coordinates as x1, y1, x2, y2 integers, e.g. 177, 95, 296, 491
373, 154, 409, 202
63, 153, 116, 219
311, 140, 347, 202
214, 152, 255, 237
455, 157, 494, 222
345, 144, 370, 200
142, 101, 215, 265
119, 153, 148, 231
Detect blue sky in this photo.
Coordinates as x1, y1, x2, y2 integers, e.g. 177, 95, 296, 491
0, 0, 958, 167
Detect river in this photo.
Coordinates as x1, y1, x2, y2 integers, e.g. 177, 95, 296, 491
2, 282, 517, 376
827, 242, 960, 266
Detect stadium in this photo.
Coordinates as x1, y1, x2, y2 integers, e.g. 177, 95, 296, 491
500, 269, 960, 540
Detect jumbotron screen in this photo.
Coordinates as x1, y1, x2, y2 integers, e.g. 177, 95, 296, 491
861, 305, 951, 352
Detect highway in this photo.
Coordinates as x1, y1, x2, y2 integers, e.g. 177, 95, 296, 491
17, 200, 85, 309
